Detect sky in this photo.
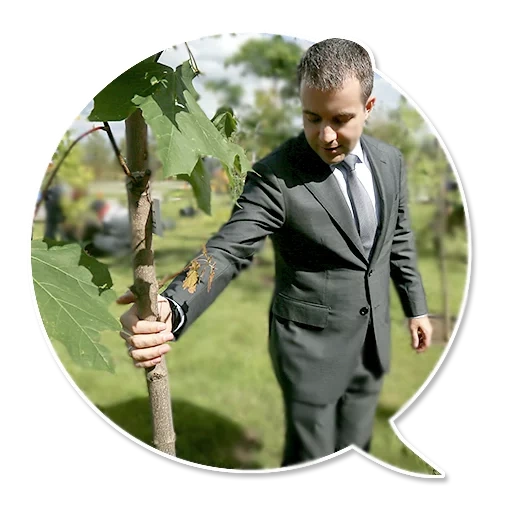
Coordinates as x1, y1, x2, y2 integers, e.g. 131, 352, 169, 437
70, 33, 402, 141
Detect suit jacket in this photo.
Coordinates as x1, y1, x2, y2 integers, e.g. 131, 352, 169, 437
163, 131, 428, 405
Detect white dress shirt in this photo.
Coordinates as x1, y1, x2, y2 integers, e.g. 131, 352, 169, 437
329, 140, 379, 224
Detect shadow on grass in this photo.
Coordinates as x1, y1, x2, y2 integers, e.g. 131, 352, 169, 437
99, 397, 264, 470
375, 402, 398, 422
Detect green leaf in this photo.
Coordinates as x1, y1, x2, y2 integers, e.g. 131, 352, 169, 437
31, 240, 119, 372
211, 106, 238, 140
89, 56, 171, 122
78, 249, 114, 293
132, 61, 252, 207
178, 159, 211, 215
175, 61, 200, 102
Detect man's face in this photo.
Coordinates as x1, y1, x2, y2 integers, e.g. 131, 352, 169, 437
300, 78, 375, 166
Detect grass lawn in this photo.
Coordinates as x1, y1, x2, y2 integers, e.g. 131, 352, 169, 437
33, 185, 468, 473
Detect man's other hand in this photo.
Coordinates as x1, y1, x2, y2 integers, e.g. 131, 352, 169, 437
409, 316, 433, 354
117, 290, 174, 368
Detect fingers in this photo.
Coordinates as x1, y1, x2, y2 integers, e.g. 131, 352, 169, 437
121, 329, 173, 367
134, 357, 162, 369
120, 304, 168, 332
410, 326, 420, 351
120, 327, 174, 349
420, 325, 433, 352
123, 318, 169, 336
116, 289, 136, 305
415, 334, 427, 353
412, 326, 432, 353
118, 292, 175, 368
120, 320, 174, 367
157, 296, 173, 324
409, 317, 433, 354
119, 295, 172, 327
132, 343, 171, 368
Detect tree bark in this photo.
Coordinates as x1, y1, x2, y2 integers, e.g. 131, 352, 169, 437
125, 109, 176, 455
438, 163, 450, 343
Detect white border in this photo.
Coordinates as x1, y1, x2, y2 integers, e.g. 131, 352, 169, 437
28, 30, 472, 478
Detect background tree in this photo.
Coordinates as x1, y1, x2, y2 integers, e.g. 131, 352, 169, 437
224, 34, 303, 99
204, 79, 244, 108
32, 51, 252, 456
47, 131, 96, 241
366, 98, 465, 340
82, 130, 115, 181
205, 35, 304, 161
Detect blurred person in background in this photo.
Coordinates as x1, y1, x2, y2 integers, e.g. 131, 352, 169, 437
42, 183, 66, 240
85, 199, 131, 257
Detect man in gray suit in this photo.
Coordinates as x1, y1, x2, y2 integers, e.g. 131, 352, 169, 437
118, 38, 433, 467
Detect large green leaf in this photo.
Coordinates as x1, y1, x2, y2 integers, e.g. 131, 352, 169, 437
177, 159, 212, 215
88, 56, 251, 211
174, 61, 200, 102
211, 106, 238, 140
132, 61, 252, 207
31, 240, 119, 372
88, 56, 171, 122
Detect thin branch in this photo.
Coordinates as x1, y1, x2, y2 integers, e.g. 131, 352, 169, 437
34, 126, 105, 219
185, 42, 200, 76
157, 273, 179, 290
157, 267, 190, 290
103, 122, 133, 178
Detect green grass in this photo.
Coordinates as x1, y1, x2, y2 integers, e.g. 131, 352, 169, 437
33, 189, 467, 473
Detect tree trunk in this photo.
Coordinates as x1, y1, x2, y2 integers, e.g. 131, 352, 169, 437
438, 164, 451, 343
125, 109, 176, 455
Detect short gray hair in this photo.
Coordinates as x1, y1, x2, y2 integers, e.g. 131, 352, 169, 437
297, 38, 374, 102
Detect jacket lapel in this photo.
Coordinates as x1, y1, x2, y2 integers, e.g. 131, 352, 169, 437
292, 134, 367, 262
360, 135, 395, 263
292, 133, 396, 265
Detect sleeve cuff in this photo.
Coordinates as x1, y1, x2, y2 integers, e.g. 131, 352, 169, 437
165, 297, 186, 335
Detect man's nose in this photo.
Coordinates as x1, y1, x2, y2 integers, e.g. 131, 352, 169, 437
319, 125, 337, 144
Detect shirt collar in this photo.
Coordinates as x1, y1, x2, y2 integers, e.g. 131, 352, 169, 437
351, 140, 365, 162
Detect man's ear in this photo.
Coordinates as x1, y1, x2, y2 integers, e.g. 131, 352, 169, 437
365, 96, 376, 119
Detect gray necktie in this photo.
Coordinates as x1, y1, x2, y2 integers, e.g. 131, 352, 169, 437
340, 154, 377, 258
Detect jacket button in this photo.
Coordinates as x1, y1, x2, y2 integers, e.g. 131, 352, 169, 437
368, 270, 374, 276
360, 307, 369, 316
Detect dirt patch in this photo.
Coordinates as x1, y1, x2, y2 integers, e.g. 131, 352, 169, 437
415, 313, 456, 344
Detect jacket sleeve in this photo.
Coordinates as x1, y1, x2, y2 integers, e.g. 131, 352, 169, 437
389, 150, 429, 318
161, 162, 285, 338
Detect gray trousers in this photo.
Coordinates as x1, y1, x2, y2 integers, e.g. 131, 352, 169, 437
281, 329, 384, 467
